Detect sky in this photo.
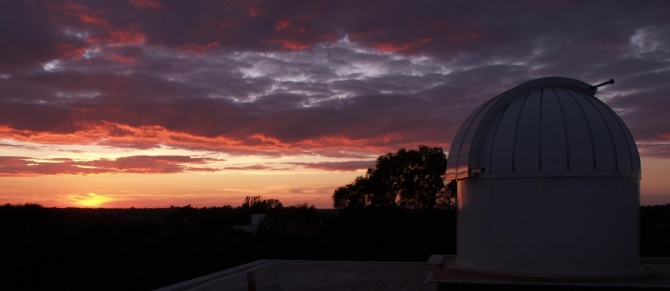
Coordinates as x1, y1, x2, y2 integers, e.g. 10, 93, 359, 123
1, 0, 669, 208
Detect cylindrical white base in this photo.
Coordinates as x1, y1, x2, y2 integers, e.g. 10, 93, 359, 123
456, 177, 640, 275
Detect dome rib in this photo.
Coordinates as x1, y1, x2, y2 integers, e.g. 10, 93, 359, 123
445, 77, 640, 181
552, 88, 571, 170
510, 92, 530, 172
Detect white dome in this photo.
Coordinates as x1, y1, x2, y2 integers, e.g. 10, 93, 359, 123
449, 77, 642, 276
445, 77, 640, 181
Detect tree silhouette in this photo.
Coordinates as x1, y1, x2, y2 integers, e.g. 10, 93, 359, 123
242, 196, 284, 211
333, 177, 368, 210
332, 145, 454, 210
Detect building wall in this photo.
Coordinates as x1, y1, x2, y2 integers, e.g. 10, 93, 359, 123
456, 177, 640, 275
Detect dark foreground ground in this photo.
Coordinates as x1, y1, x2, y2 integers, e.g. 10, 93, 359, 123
1, 203, 668, 290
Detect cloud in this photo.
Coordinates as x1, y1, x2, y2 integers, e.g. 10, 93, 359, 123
220, 165, 270, 171
0, 0, 669, 159
0, 155, 222, 176
129, 0, 161, 9
288, 160, 375, 172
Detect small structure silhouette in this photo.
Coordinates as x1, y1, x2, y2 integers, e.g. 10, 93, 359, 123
233, 214, 266, 235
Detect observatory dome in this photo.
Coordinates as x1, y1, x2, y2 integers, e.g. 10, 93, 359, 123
445, 77, 640, 181
447, 77, 641, 276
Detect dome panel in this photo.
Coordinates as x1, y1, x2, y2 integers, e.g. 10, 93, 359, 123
559, 88, 594, 171
514, 90, 541, 172
445, 77, 640, 180
449, 97, 498, 178
477, 111, 500, 173
591, 96, 634, 172
490, 95, 524, 173
573, 92, 617, 171
541, 88, 569, 171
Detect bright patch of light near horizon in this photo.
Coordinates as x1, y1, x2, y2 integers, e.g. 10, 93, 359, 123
0, 74, 10, 79
69, 192, 116, 207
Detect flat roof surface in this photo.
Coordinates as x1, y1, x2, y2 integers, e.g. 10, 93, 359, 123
156, 256, 670, 291
156, 260, 434, 291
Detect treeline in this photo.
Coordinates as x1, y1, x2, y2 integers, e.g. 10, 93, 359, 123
641, 204, 670, 257
3, 201, 668, 291
0, 200, 457, 291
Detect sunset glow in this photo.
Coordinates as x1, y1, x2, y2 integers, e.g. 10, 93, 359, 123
1, 0, 669, 208
69, 192, 116, 207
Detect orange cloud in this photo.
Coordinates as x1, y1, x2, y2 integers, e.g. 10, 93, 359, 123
129, 0, 162, 9
79, 13, 109, 26
449, 32, 480, 41
288, 161, 374, 172
0, 155, 221, 177
177, 42, 219, 55
55, 42, 87, 60
105, 55, 136, 63
47, 1, 111, 27
374, 38, 431, 52
249, 8, 258, 17
274, 19, 306, 33
221, 165, 270, 171
87, 26, 146, 45
275, 20, 291, 31
46, 2, 147, 46
272, 40, 309, 50
0, 123, 402, 157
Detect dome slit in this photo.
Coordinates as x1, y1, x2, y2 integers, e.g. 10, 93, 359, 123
562, 88, 597, 171
511, 92, 531, 172
551, 88, 571, 170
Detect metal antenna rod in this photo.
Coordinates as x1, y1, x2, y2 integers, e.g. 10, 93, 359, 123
590, 79, 615, 90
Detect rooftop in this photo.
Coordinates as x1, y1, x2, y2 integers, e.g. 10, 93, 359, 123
156, 256, 670, 291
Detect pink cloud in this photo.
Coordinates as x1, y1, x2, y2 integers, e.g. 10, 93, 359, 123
129, 0, 161, 9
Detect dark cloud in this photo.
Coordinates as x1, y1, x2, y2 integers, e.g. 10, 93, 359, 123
1, 0, 669, 158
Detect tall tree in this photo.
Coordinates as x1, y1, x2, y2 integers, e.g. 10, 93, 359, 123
332, 176, 368, 210
332, 145, 454, 210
